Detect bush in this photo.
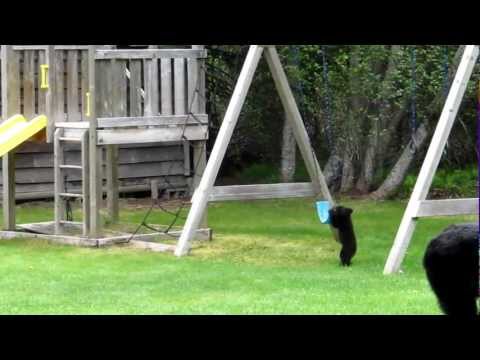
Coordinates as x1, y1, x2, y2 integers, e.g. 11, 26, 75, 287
400, 166, 478, 199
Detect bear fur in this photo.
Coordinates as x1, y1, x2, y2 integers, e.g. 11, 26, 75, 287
423, 223, 479, 317
329, 206, 357, 267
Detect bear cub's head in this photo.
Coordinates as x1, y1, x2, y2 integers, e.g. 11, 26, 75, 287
329, 206, 354, 229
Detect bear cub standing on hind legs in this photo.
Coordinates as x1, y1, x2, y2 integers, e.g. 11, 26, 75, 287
329, 206, 357, 266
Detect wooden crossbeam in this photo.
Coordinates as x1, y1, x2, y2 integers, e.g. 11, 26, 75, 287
207, 183, 315, 202
414, 198, 479, 218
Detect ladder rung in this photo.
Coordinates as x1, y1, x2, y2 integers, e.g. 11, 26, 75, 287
59, 137, 82, 143
59, 165, 83, 170
59, 192, 84, 199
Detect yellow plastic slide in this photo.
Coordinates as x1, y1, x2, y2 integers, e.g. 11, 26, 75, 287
0, 115, 47, 157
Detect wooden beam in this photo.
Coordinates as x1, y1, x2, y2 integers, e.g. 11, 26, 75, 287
88, 45, 102, 238
175, 45, 264, 257
414, 198, 479, 218
207, 183, 315, 202
95, 49, 207, 60
1, 45, 18, 230
96, 126, 208, 145
384, 45, 479, 275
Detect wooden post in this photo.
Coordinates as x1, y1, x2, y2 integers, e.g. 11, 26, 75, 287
175, 45, 264, 256
45, 45, 56, 143
383, 45, 479, 275
88, 45, 102, 238
191, 45, 208, 228
54, 128, 65, 234
1, 45, 19, 230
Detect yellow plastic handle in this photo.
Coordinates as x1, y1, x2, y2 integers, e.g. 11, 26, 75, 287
85, 92, 91, 117
40, 64, 49, 89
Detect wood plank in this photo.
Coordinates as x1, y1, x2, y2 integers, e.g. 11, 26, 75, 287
143, 57, 159, 116
414, 198, 479, 218
54, 129, 65, 234
208, 183, 315, 202
1, 45, 20, 230
80, 50, 89, 121
37, 50, 46, 115
95, 114, 208, 128
66, 50, 81, 122
128, 60, 142, 117
22, 50, 36, 119
97, 125, 208, 145
81, 130, 90, 236
54, 48, 66, 123
106, 145, 119, 223
45, 46, 56, 142
192, 46, 206, 113
160, 58, 173, 115
95, 49, 207, 60
88, 45, 101, 238
187, 57, 200, 114
174, 58, 186, 114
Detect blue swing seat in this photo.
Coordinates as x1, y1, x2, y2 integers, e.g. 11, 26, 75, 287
316, 201, 332, 225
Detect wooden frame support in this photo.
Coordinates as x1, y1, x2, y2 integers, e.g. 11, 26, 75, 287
1, 45, 17, 230
383, 45, 480, 275
175, 45, 335, 257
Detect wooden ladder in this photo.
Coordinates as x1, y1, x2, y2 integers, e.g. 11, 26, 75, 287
54, 128, 90, 236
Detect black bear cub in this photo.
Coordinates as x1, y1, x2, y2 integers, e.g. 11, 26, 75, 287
423, 224, 479, 317
329, 206, 357, 266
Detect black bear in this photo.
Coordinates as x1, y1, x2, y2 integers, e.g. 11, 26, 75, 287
329, 206, 357, 266
423, 223, 479, 317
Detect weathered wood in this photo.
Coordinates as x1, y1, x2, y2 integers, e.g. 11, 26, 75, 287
176, 45, 264, 257
106, 145, 119, 223
22, 51, 36, 119
37, 50, 46, 116
1, 45, 19, 230
128, 60, 142, 117
208, 183, 316, 202
54, 128, 65, 234
192, 46, 206, 113
161, 58, 173, 115
95, 49, 207, 60
88, 46, 102, 238
384, 45, 480, 275
97, 125, 208, 145
174, 58, 186, 114
1, 161, 186, 183
80, 50, 89, 121
54, 48, 66, 123
414, 198, 479, 218
67, 50, 81, 122
45, 46, 56, 142
96, 114, 207, 128
144, 57, 159, 116
81, 130, 90, 236
192, 141, 207, 227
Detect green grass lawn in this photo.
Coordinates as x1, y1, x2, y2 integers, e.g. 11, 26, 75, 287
0, 198, 475, 315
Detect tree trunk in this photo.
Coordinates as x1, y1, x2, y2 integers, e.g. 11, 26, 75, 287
370, 123, 428, 200
280, 113, 296, 182
323, 154, 343, 192
369, 45, 465, 200
340, 151, 355, 193
355, 45, 403, 193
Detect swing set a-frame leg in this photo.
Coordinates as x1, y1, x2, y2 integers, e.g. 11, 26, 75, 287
175, 45, 336, 257
383, 45, 479, 275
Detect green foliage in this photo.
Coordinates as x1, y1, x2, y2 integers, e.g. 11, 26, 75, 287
400, 166, 478, 199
